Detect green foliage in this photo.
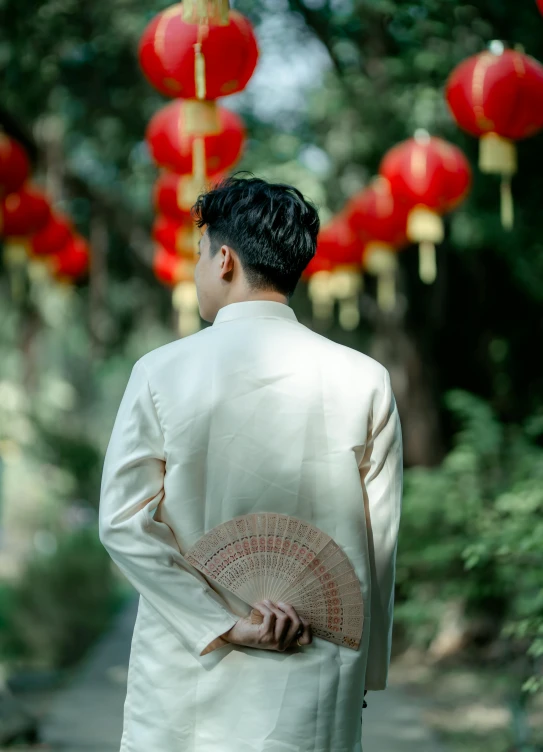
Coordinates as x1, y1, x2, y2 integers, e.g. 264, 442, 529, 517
0, 527, 127, 669
396, 389, 543, 693
29, 418, 104, 510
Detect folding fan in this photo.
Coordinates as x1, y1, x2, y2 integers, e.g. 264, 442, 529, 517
184, 512, 364, 650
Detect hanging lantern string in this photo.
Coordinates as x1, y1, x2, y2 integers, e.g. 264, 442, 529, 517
191, 0, 233, 99
191, 137, 207, 257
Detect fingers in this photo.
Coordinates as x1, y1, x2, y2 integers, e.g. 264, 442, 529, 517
255, 600, 293, 652
254, 600, 275, 642
276, 601, 304, 649
261, 600, 292, 650
280, 605, 312, 647
297, 617, 313, 646
275, 602, 312, 647
252, 600, 312, 651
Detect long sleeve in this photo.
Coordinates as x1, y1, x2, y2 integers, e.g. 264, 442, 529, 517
98, 358, 239, 660
359, 367, 403, 690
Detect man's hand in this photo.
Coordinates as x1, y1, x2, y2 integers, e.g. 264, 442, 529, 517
223, 599, 313, 652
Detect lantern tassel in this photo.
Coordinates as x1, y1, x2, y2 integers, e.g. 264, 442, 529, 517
363, 244, 398, 311
177, 176, 187, 213
328, 267, 362, 331
194, 42, 206, 100
419, 241, 437, 284
4, 241, 28, 302
192, 137, 206, 182
500, 176, 514, 230
172, 280, 201, 337
307, 271, 334, 323
377, 272, 396, 312
338, 299, 360, 331
406, 208, 442, 284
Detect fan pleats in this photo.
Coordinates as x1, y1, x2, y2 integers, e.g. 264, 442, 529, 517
185, 512, 364, 650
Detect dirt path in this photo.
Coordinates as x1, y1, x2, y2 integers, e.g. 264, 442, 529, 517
33, 598, 448, 751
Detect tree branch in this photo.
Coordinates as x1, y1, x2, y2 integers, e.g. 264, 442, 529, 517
288, 0, 347, 79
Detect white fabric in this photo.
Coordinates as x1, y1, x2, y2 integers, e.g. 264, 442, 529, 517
99, 299, 403, 752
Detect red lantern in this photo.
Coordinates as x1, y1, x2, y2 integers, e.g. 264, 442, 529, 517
538, 0, 543, 16
445, 44, 543, 228
153, 244, 181, 286
27, 214, 73, 256
345, 177, 409, 311
0, 135, 30, 196
1, 184, 51, 237
153, 244, 194, 286
153, 246, 200, 337
154, 171, 226, 221
138, 7, 258, 100
316, 215, 363, 268
346, 177, 408, 248
47, 235, 90, 281
154, 172, 196, 221
313, 215, 363, 330
301, 252, 334, 283
380, 130, 471, 283
152, 215, 197, 257
146, 100, 245, 177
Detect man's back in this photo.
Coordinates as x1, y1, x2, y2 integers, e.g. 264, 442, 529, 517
100, 300, 403, 752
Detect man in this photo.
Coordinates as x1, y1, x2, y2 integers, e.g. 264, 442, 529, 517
99, 175, 403, 752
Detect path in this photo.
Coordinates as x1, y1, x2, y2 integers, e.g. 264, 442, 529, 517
35, 597, 447, 751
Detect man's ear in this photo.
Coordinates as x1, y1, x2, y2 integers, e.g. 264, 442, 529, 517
220, 245, 233, 269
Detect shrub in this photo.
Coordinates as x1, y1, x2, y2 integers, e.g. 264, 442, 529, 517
395, 390, 543, 695
0, 526, 127, 669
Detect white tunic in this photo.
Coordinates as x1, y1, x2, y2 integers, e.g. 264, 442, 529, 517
99, 299, 403, 752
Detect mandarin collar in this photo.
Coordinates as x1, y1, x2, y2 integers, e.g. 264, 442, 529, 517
212, 300, 298, 326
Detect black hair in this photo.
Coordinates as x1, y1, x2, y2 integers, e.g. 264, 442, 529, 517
191, 172, 320, 298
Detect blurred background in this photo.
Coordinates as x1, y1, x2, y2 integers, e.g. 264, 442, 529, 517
0, 0, 542, 750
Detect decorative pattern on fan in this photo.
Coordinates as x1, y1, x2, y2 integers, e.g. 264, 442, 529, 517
184, 512, 364, 650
